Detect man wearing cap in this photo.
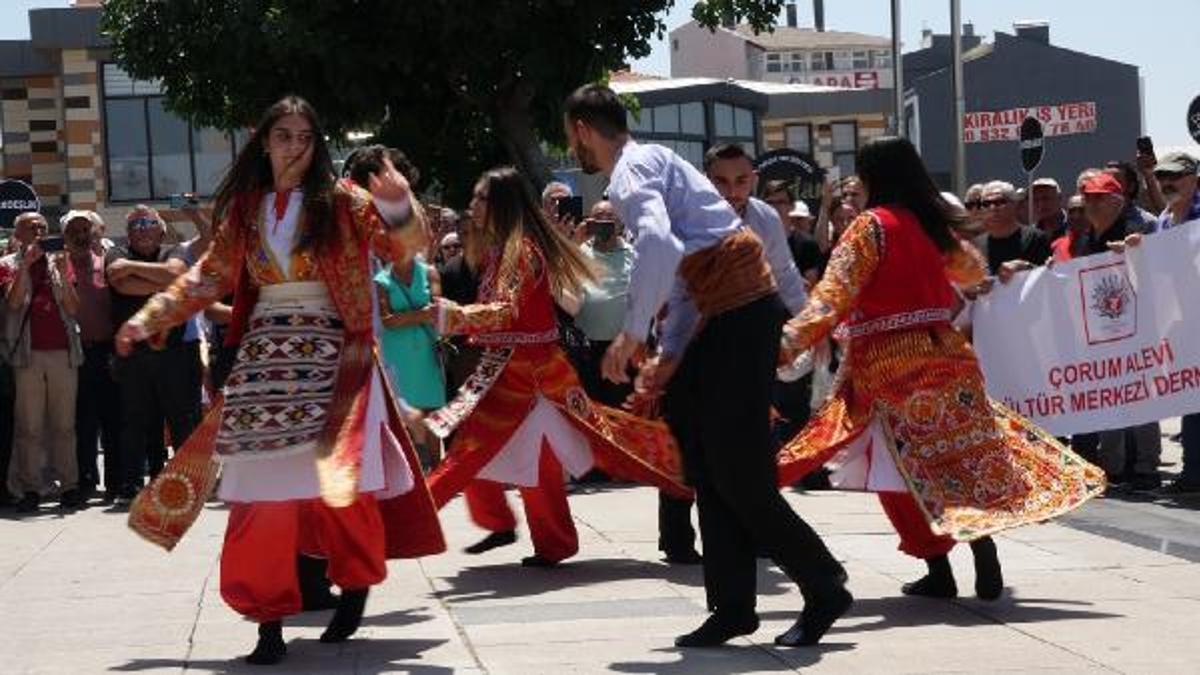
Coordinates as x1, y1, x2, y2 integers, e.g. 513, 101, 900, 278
1030, 177, 1067, 240
105, 205, 193, 503
64, 210, 122, 501
2, 212, 82, 513
1148, 150, 1200, 494
1072, 173, 1164, 490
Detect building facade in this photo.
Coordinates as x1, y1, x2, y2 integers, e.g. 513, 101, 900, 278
903, 22, 1142, 192
670, 20, 893, 90
0, 3, 238, 237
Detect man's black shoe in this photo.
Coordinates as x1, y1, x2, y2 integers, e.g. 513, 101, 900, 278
971, 536, 1004, 601
774, 585, 853, 647
520, 554, 560, 568
674, 612, 759, 647
663, 549, 703, 565
320, 588, 368, 643
15, 492, 39, 513
245, 621, 286, 665
463, 529, 517, 555
59, 489, 85, 509
901, 554, 957, 598
1158, 479, 1200, 496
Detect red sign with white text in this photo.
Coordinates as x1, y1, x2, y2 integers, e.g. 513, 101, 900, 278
964, 101, 1097, 143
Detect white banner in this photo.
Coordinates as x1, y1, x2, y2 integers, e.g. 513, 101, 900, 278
963, 101, 1097, 143
973, 223, 1200, 436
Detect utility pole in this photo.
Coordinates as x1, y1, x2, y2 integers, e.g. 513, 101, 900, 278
891, 0, 904, 137
951, 0, 966, 194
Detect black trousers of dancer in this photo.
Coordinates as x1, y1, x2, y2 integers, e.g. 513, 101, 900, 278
76, 341, 122, 493
664, 294, 844, 617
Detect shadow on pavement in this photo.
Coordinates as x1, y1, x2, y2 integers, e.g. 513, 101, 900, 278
285, 606, 434, 630
608, 642, 855, 673
433, 556, 794, 603
108, 637, 450, 674
759, 593, 1120, 634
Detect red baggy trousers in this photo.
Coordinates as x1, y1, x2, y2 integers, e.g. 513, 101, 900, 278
878, 491, 956, 559
462, 447, 579, 563
220, 495, 387, 622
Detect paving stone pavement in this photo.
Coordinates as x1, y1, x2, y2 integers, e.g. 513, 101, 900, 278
2, 423, 1198, 674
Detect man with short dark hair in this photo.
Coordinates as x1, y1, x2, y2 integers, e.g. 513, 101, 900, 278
564, 83, 850, 649
1104, 160, 1157, 234
106, 205, 194, 502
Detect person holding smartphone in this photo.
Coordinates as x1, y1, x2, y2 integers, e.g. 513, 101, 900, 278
574, 200, 634, 407
1, 211, 82, 513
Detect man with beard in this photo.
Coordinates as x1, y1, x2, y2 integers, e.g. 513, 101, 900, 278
564, 84, 850, 649
656, 143, 812, 565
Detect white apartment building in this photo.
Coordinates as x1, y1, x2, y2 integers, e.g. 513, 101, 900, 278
670, 20, 893, 90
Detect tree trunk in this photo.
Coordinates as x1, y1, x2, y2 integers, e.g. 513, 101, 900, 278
493, 78, 553, 191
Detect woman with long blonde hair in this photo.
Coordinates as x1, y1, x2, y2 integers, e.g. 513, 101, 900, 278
424, 167, 686, 567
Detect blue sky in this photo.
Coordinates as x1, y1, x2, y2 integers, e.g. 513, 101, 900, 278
4, 1, 1197, 148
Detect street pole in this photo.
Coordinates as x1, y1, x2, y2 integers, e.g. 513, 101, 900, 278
950, 0, 966, 195
891, 0, 904, 137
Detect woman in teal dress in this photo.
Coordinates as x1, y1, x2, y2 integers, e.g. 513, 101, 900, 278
375, 254, 447, 418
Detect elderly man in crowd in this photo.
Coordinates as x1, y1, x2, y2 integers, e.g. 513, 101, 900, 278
1, 212, 82, 513
63, 210, 122, 502
973, 180, 1052, 275
1030, 177, 1067, 240
105, 205, 194, 503
1148, 150, 1200, 494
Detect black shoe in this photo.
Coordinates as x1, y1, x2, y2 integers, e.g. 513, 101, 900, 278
520, 554, 560, 568
774, 585, 853, 647
674, 612, 759, 647
901, 554, 957, 598
297, 555, 339, 612
1158, 479, 1200, 496
1128, 473, 1162, 492
245, 621, 286, 666
662, 549, 703, 565
100, 489, 117, 505
463, 529, 517, 555
320, 588, 368, 643
15, 492, 39, 513
971, 536, 1003, 601
114, 486, 140, 505
59, 489, 85, 509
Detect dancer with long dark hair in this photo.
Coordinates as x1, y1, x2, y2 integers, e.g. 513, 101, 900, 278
117, 95, 444, 665
777, 137, 1105, 600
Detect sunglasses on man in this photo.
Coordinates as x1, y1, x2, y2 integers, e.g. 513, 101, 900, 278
128, 217, 161, 230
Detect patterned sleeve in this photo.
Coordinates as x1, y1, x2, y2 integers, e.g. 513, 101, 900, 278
944, 238, 987, 287
127, 210, 245, 340
782, 212, 882, 353
438, 242, 539, 336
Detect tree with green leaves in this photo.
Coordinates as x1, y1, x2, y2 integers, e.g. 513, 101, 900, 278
102, 0, 784, 204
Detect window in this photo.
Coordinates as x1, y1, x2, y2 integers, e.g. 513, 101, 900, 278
831, 121, 858, 176
680, 102, 704, 135
873, 50, 892, 68
102, 63, 238, 202
785, 124, 811, 154
766, 53, 782, 73
734, 107, 753, 137
852, 51, 870, 69
833, 50, 852, 70
713, 103, 735, 137
628, 108, 653, 133
652, 104, 680, 134
811, 52, 827, 71
672, 38, 679, 52
789, 52, 806, 73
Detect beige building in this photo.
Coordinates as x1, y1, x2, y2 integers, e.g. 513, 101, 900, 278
0, 1, 235, 238
670, 19, 893, 90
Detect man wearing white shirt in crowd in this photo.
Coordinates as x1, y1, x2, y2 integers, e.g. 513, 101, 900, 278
563, 84, 850, 649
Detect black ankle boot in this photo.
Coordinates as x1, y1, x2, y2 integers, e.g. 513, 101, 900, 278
320, 588, 368, 643
674, 612, 759, 647
245, 621, 286, 665
463, 529, 517, 555
297, 555, 338, 612
901, 554, 958, 598
970, 537, 1003, 600
774, 583, 853, 647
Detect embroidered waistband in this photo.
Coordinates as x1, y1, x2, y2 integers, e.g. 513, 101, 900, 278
473, 327, 559, 346
677, 227, 776, 318
834, 308, 954, 340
